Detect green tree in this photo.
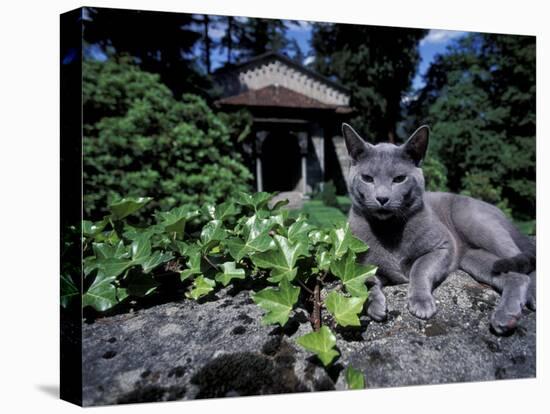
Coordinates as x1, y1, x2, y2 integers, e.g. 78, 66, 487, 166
311, 23, 426, 143
409, 33, 535, 219
83, 57, 253, 219
236, 18, 290, 59
83, 7, 207, 97
218, 16, 247, 64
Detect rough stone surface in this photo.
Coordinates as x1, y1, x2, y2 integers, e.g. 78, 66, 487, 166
82, 271, 535, 406
269, 191, 305, 210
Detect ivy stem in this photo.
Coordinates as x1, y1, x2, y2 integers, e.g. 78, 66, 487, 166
312, 277, 321, 332
297, 279, 314, 295
203, 255, 220, 271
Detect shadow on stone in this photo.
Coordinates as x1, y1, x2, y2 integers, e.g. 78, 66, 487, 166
191, 351, 307, 398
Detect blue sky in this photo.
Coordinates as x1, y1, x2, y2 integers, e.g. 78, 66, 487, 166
412, 29, 467, 89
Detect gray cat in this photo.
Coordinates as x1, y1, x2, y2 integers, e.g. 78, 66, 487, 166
343, 123, 536, 335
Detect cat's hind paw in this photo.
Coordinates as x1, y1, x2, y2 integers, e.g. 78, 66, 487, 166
408, 295, 437, 319
492, 254, 534, 275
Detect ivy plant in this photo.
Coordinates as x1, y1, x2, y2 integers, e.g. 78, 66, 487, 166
64, 192, 376, 389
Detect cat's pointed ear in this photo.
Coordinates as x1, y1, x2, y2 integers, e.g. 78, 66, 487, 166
342, 123, 371, 162
403, 125, 430, 166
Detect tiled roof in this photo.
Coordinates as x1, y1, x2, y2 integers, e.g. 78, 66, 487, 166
213, 51, 350, 94
217, 85, 351, 111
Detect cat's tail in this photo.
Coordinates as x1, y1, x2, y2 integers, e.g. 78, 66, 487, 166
492, 227, 536, 275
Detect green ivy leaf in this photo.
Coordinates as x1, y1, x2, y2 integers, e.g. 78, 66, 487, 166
310, 229, 331, 245
215, 261, 246, 286
325, 291, 367, 327
287, 216, 315, 244
175, 240, 190, 256
82, 218, 107, 237
330, 223, 369, 259
92, 240, 128, 260
247, 214, 280, 237
225, 236, 269, 261
234, 192, 273, 212
345, 365, 365, 389
82, 271, 118, 312
225, 214, 277, 261
116, 286, 129, 303
96, 257, 133, 278
157, 206, 200, 234
200, 220, 227, 250
296, 326, 339, 366
265, 212, 287, 229
83, 256, 98, 276
330, 252, 376, 297
251, 235, 307, 282
141, 250, 173, 273
185, 276, 216, 300
109, 197, 152, 220
315, 248, 332, 271
205, 200, 238, 221
180, 245, 202, 281
131, 234, 152, 262
122, 224, 163, 241
252, 278, 300, 326
60, 274, 79, 308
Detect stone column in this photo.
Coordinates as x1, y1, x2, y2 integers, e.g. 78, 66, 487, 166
311, 123, 325, 190
255, 131, 268, 192
297, 131, 309, 195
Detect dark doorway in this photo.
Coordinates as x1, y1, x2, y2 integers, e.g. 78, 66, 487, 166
261, 131, 302, 192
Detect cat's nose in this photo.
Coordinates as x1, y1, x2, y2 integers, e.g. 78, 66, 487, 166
376, 196, 389, 206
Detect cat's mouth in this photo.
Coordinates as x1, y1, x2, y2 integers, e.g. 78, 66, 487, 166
372, 208, 395, 219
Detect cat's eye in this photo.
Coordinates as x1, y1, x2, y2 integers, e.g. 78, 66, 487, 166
393, 175, 407, 183
361, 174, 374, 183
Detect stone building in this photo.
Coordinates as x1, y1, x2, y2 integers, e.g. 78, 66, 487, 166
215, 52, 353, 197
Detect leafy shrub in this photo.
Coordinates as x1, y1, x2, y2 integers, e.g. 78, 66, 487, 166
461, 172, 512, 217
422, 156, 448, 192
64, 193, 375, 388
312, 181, 339, 208
410, 34, 535, 220
83, 58, 253, 219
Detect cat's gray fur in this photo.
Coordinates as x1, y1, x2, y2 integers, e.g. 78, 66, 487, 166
343, 123, 536, 335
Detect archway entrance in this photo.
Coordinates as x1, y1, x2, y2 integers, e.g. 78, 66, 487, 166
261, 132, 302, 192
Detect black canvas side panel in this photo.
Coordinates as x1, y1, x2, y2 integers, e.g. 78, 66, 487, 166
60, 7, 83, 407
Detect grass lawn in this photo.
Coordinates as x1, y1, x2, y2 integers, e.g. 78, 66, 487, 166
336, 196, 352, 213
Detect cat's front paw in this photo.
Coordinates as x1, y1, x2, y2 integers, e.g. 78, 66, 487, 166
526, 273, 536, 311
367, 299, 387, 322
490, 308, 520, 335
408, 294, 437, 319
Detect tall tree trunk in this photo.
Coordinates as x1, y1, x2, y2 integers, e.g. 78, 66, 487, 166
203, 15, 211, 74
387, 129, 395, 144
226, 16, 233, 64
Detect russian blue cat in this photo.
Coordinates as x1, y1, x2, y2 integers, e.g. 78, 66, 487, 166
343, 123, 536, 335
